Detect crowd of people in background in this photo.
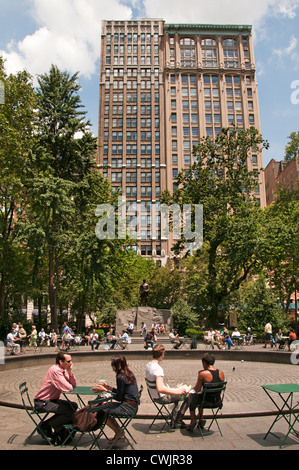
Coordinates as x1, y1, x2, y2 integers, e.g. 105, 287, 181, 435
5, 319, 299, 356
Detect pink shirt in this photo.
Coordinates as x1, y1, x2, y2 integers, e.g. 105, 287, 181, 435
34, 364, 77, 401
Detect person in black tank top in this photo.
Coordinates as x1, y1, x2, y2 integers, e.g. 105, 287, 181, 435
174, 354, 225, 430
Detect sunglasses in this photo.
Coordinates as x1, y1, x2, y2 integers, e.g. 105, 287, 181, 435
64, 359, 72, 363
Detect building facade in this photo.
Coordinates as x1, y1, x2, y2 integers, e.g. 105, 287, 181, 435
97, 19, 266, 263
264, 157, 299, 205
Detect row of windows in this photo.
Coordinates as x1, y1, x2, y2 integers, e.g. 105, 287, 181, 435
171, 37, 250, 69
109, 171, 161, 183
107, 44, 159, 56
106, 56, 159, 66
106, 32, 159, 44
104, 131, 159, 141
103, 144, 160, 155
103, 157, 160, 168
104, 118, 160, 128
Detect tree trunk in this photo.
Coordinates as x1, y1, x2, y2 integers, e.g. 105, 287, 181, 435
49, 248, 58, 332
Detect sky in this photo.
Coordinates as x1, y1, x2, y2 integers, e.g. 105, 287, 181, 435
1, 0, 299, 168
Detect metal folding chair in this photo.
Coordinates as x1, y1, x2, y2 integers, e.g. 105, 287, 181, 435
107, 385, 143, 450
180, 337, 192, 349
196, 381, 227, 438
19, 381, 54, 446
114, 338, 130, 350
62, 400, 111, 450
145, 378, 178, 432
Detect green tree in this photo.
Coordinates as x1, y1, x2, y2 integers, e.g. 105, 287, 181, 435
261, 186, 299, 316
161, 126, 269, 325
236, 275, 288, 336
0, 58, 36, 321
21, 65, 97, 331
285, 131, 299, 161
147, 259, 183, 309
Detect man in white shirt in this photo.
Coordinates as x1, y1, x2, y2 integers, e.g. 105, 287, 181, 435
231, 328, 240, 337
126, 322, 134, 336
7, 329, 21, 355
145, 344, 188, 404
38, 328, 46, 346
169, 329, 182, 349
90, 329, 101, 350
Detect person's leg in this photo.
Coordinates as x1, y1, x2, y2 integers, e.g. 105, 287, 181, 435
43, 399, 78, 434
106, 402, 135, 443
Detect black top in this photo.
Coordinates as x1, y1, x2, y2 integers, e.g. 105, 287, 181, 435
112, 373, 139, 404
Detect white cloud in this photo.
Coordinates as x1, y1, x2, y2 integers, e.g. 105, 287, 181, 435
0, 0, 132, 78
272, 34, 299, 69
143, 0, 299, 28
1, 0, 299, 79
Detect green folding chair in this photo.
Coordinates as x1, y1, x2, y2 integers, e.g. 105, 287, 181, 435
196, 381, 227, 438
62, 400, 111, 450
19, 381, 54, 446
145, 378, 178, 432
107, 385, 143, 450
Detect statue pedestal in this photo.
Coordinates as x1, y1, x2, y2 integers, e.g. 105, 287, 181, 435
115, 306, 173, 335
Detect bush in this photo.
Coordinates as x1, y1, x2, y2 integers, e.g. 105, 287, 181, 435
171, 300, 198, 335
96, 329, 105, 339
185, 328, 204, 340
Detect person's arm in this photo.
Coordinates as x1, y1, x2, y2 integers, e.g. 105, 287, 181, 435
156, 376, 187, 396
193, 371, 205, 393
98, 375, 124, 401
51, 367, 77, 392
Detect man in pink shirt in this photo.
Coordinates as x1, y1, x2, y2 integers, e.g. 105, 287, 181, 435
34, 351, 78, 445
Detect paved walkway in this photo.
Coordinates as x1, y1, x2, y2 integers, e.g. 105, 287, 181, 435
1, 341, 299, 452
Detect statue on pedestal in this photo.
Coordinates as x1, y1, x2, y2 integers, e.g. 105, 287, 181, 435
139, 279, 150, 306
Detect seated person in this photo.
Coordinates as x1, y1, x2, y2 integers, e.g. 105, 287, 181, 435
205, 328, 222, 349
34, 352, 78, 445
38, 328, 47, 346
6, 328, 21, 355
49, 329, 57, 347
175, 354, 225, 430
144, 331, 154, 350
231, 328, 242, 345
62, 331, 74, 350
106, 328, 117, 350
169, 329, 182, 349
82, 330, 90, 346
140, 322, 147, 336
92, 356, 139, 445
126, 322, 134, 336
221, 328, 234, 350
158, 323, 166, 335
90, 329, 101, 350
231, 328, 240, 338
244, 327, 253, 345
118, 329, 130, 349
275, 329, 285, 349
286, 328, 297, 351
146, 344, 188, 405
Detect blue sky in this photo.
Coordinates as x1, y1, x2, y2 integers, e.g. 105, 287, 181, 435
1, 0, 299, 167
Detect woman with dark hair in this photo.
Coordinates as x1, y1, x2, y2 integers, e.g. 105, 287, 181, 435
92, 355, 139, 444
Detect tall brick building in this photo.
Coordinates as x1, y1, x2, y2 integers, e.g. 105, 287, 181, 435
97, 19, 265, 263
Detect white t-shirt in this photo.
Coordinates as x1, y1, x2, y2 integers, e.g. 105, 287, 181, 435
146, 361, 164, 399
232, 331, 240, 337
265, 323, 272, 334
7, 333, 15, 346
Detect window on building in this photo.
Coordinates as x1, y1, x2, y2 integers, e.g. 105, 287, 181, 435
201, 38, 218, 67
180, 37, 196, 67
223, 39, 239, 68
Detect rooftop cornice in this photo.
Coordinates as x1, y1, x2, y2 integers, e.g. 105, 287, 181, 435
165, 23, 252, 36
